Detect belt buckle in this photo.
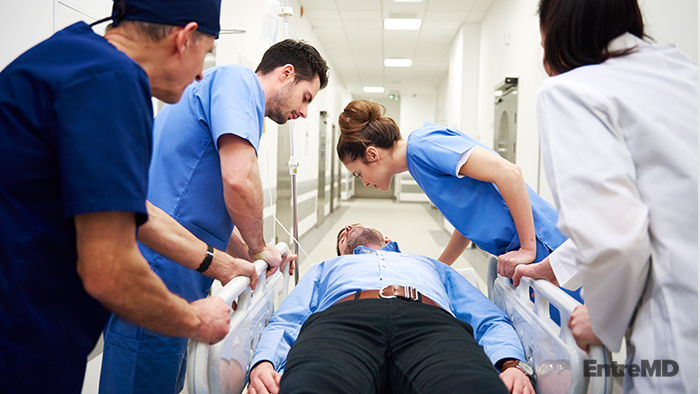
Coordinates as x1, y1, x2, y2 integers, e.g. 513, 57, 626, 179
379, 285, 419, 301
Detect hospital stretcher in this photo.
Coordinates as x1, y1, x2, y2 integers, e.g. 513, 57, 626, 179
487, 257, 613, 394
187, 248, 613, 394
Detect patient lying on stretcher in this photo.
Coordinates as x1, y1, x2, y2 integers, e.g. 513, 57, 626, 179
247, 224, 535, 394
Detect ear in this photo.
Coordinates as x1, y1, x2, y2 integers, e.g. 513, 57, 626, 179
279, 64, 295, 83
175, 22, 199, 56
365, 146, 379, 162
383, 236, 391, 245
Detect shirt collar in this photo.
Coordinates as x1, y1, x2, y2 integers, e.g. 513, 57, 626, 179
607, 32, 646, 54
352, 241, 401, 254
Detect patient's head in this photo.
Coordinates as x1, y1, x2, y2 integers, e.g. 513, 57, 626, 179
336, 224, 387, 255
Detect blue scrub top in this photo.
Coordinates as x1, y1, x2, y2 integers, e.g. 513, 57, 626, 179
0, 22, 152, 388
141, 65, 265, 302
406, 122, 567, 260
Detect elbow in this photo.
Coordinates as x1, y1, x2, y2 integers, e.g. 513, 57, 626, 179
77, 259, 119, 303
497, 163, 525, 188
224, 173, 257, 196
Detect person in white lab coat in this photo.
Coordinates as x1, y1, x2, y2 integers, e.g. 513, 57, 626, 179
528, 0, 698, 393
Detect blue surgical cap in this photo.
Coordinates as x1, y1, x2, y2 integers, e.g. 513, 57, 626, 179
112, 0, 222, 38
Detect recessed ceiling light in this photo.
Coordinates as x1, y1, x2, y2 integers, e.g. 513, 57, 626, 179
383, 19, 422, 30
384, 59, 413, 67
363, 87, 385, 93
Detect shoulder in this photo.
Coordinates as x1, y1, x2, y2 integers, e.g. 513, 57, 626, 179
199, 65, 262, 98
204, 65, 258, 86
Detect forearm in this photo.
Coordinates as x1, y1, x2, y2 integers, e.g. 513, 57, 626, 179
458, 147, 536, 256
139, 201, 208, 270
438, 230, 471, 265
224, 168, 266, 255
227, 227, 254, 261
219, 135, 267, 255
76, 211, 202, 338
496, 167, 537, 255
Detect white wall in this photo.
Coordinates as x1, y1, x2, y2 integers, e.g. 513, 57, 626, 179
640, 0, 698, 62
441, 24, 481, 132
476, 0, 548, 198
399, 94, 435, 134
438, 0, 699, 205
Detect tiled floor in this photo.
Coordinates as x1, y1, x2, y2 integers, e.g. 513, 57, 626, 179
290, 197, 490, 294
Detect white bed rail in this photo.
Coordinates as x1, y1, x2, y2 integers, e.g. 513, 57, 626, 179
488, 257, 613, 394
187, 242, 290, 394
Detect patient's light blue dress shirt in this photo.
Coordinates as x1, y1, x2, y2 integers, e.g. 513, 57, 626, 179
251, 242, 526, 373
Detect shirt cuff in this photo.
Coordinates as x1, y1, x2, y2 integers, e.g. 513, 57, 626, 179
455, 147, 476, 178
549, 239, 582, 290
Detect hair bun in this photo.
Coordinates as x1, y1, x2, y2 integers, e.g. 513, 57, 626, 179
339, 100, 385, 134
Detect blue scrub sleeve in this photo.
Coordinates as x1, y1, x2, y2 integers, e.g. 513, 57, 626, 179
55, 69, 152, 223
206, 69, 262, 154
410, 128, 477, 177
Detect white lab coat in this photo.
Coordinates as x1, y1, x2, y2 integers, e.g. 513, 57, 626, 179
537, 33, 698, 393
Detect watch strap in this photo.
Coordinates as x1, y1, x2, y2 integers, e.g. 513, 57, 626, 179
196, 244, 214, 273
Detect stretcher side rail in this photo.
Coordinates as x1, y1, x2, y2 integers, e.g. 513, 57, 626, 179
187, 242, 290, 394
487, 256, 613, 394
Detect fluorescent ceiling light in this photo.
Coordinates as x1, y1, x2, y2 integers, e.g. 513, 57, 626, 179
384, 59, 413, 67
384, 19, 422, 30
363, 87, 385, 93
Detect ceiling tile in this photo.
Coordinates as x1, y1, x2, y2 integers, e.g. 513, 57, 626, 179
427, 0, 476, 11
298, 0, 337, 10
472, 0, 496, 12
466, 11, 487, 23
424, 10, 468, 22
340, 10, 381, 21
303, 9, 341, 20
336, 0, 381, 11
342, 19, 383, 30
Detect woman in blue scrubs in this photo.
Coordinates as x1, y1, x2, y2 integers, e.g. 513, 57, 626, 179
337, 99, 569, 280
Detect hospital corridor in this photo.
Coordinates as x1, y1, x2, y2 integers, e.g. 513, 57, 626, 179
0, 0, 697, 393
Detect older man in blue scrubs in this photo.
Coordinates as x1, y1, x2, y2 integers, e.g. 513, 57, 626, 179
100, 39, 329, 394
0, 0, 235, 392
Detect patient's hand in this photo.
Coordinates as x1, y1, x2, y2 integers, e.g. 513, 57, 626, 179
512, 257, 559, 288
568, 305, 603, 352
497, 249, 536, 278
500, 367, 535, 394
248, 361, 281, 394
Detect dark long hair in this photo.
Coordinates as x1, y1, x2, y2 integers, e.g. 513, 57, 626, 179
337, 100, 401, 163
539, 0, 646, 74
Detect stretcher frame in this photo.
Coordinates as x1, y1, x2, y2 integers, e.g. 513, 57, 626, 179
187, 249, 613, 394
187, 242, 290, 394
487, 256, 613, 394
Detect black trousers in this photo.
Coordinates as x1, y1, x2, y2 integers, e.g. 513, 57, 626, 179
279, 298, 508, 394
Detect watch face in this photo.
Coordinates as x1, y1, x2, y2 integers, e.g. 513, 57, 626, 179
518, 361, 534, 376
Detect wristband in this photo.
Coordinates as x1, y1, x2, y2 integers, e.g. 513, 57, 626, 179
196, 244, 214, 273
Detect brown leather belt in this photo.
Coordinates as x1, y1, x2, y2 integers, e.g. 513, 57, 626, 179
335, 285, 444, 312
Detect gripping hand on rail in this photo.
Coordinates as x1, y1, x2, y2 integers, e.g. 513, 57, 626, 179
248, 361, 281, 394
252, 243, 297, 277
189, 296, 232, 344
512, 257, 559, 288
568, 305, 603, 352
